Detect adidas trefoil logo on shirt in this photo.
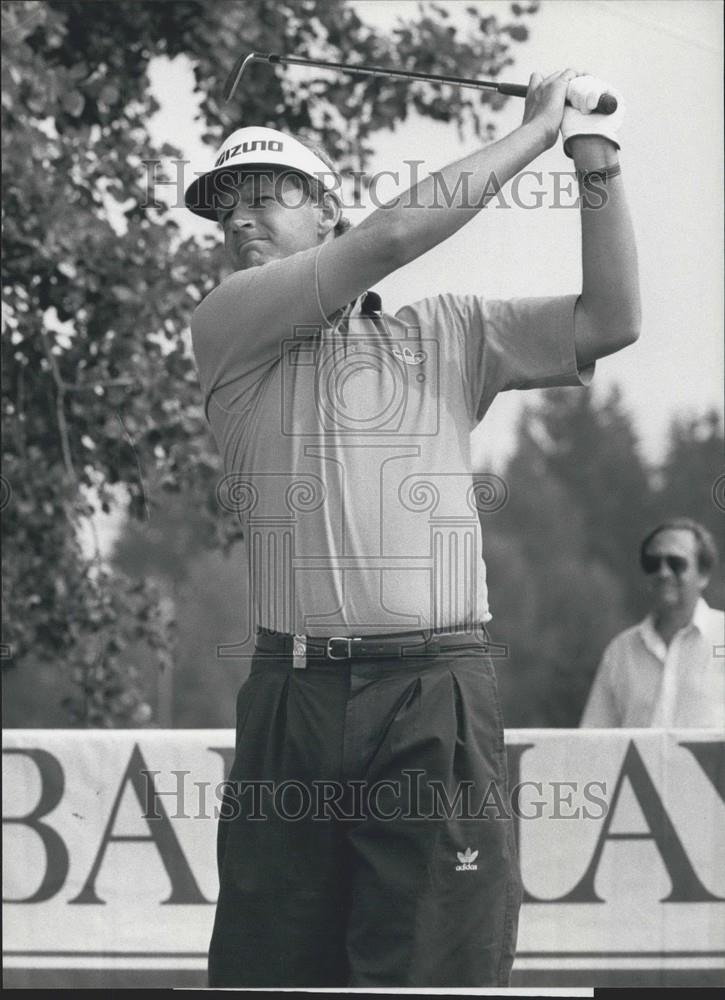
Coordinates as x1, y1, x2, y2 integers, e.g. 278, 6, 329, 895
392, 346, 427, 366
455, 847, 479, 871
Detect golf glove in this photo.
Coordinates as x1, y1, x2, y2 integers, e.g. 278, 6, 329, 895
560, 76, 625, 156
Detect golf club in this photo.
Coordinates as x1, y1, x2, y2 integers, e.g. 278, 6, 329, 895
224, 51, 618, 114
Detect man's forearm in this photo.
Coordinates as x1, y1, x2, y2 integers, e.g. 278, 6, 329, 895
357, 122, 551, 268
571, 137, 641, 365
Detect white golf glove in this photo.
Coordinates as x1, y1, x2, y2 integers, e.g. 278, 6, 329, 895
560, 76, 625, 157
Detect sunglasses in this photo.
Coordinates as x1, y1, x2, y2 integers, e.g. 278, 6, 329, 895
642, 554, 690, 576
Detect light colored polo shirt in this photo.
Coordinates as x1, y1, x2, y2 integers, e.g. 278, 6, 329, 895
580, 598, 725, 728
192, 243, 593, 636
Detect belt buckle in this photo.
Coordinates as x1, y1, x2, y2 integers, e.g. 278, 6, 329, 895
327, 636, 353, 660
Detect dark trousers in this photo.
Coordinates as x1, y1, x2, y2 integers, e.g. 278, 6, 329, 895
208, 628, 522, 987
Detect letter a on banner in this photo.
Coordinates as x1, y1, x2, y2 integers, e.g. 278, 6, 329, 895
560, 740, 725, 903
69, 744, 209, 905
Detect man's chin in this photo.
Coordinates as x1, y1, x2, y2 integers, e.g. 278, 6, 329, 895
652, 591, 681, 611
234, 245, 276, 270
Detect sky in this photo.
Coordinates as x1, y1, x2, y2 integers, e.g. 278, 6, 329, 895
146, 0, 724, 472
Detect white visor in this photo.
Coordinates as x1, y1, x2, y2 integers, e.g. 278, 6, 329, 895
184, 126, 340, 221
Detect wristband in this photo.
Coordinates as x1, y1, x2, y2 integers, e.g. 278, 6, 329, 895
577, 163, 622, 188
577, 164, 621, 209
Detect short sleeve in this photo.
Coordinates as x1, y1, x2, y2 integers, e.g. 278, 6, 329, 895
462, 294, 595, 424
580, 642, 621, 727
395, 293, 594, 428
191, 243, 328, 419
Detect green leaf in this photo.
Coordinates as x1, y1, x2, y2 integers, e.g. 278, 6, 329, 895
61, 89, 84, 117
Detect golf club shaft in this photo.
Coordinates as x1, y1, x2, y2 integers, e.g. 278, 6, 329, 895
267, 52, 507, 93
224, 51, 617, 114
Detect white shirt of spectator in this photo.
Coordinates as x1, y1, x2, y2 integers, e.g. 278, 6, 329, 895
581, 598, 725, 728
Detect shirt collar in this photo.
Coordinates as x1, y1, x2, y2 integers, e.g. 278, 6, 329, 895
360, 290, 383, 315
691, 596, 712, 634
638, 596, 712, 654
349, 290, 382, 320
638, 614, 666, 659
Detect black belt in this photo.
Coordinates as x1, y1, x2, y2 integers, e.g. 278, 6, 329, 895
255, 624, 488, 665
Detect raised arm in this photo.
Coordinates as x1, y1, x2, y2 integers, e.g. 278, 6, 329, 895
541, 72, 642, 366
195, 71, 639, 386
317, 70, 582, 316
321, 69, 641, 368
570, 133, 641, 366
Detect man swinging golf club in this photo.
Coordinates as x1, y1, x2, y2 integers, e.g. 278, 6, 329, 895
185, 68, 640, 987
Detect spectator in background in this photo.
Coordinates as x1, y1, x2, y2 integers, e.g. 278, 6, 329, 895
581, 518, 724, 728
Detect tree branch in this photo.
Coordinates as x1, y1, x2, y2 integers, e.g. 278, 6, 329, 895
64, 378, 137, 392
115, 407, 150, 521
41, 332, 76, 482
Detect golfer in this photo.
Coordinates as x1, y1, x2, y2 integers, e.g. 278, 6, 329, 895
185, 70, 640, 987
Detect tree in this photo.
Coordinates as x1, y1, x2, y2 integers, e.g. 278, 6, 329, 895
482, 386, 654, 726
523, 385, 656, 615
654, 409, 724, 609
2, 0, 539, 725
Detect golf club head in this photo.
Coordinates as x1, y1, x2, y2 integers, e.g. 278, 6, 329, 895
224, 52, 269, 104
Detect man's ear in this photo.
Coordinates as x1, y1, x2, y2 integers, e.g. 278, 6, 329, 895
318, 191, 341, 238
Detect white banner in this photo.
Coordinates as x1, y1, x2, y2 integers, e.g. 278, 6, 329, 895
3, 729, 724, 987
